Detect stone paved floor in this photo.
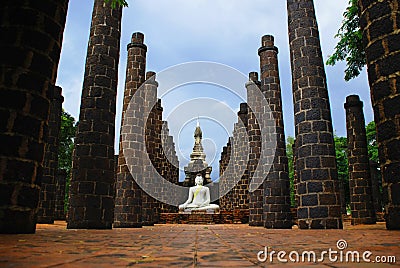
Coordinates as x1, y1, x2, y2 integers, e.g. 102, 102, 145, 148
0, 221, 399, 267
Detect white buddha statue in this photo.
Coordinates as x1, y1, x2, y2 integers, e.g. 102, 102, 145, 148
179, 175, 220, 213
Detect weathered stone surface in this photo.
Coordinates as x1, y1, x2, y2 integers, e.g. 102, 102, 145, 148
345, 95, 376, 225
259, 35, 292, 229
68, 0, 121, 229
246, 74, 263, 226
159, 121, 179, 213
114, 32, 146, 228
219, 139, 233, 215
0, 0, 69, 233
358, 0, 400, 230
369, 160, 383, 214
287, 0, 342, 229
37, 86, 64, 224
54, 169, 67, 220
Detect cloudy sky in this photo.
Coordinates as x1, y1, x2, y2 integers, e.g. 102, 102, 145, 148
56, 0, 373, 181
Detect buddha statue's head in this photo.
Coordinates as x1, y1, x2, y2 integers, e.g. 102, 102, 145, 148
195, 174, 203, 186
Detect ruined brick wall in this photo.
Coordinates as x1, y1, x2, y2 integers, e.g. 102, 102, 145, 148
358, 0, 400, 230
287, 0, 342, 229
114, 32, 146, 228
37, 86, 64, 224
0, 0, 69, 233
345, 95, 376, 225
258, 35, 292, 229
68, 0, 121, 229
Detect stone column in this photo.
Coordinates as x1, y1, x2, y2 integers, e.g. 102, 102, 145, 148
114, 32, 147, 228
160, 122, 180, 213
345, 95, 376, 225
259, 35, 292, 229
67, 0, 121, 229
292, 140, 299, 208
358, 0, 400, 230
287, 0, 342, 229
246, 73, 263, 226
54, 169, 67, 220
232, 103, 250, 222
37, 85, 64, 223
142, 71, 158, 226
369, 160, 382, 214
0, 0, 69, 233
219, 139, 233, 216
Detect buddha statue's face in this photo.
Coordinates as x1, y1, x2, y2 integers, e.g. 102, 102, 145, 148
195, 176, 203, 186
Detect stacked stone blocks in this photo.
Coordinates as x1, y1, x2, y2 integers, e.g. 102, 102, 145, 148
0, 0, 69, 233
259, 35, 292, 229
287, 0, 342, 229
68, 0, 122, 229
358, 0, 400, 230
37, 85, 64, 224
114, 32, 146, 228
345, 95, 376, 225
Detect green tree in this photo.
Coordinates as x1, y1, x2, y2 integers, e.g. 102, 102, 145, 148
366, 121, 378, 163
334, 135, 349, 207
326, 0, 365, 81
286, 136, 296, 207
104, 0, 128, 8
58, 110, 77, 212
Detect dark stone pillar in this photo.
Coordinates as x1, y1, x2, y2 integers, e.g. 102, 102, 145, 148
67, 0, 121, 229
37, 85, 64, 223
142, 71, 158, 226
232, 103, 249, 222
344, 95, 376, 225
369, 160, 382, 214
287, 0, 342, 229
358, 0, 400, 230
159, 121, 179, 213
292, 140, 299, 208
259, 35, 292, 229
0, 0, 69, 233
114, 32, 147, 228
246, 73, 263, 226
54, 169, 67, 220
219, 139, 233, 216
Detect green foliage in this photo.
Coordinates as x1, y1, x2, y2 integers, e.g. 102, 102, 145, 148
104, 0, 128, 8
286, 136, 296, 207
58, 110, 77, 212
366, 121, 378, 163
334, 135, 349, 206
326, 0, 366, 81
